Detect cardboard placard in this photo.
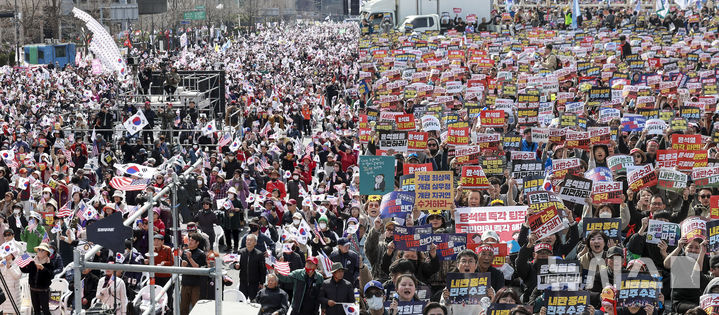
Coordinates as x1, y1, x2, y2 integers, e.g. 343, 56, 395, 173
415, 171, 454, 210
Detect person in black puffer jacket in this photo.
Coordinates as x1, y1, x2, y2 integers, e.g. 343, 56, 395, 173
256, 274, 289, 315
20, 242, 54, 315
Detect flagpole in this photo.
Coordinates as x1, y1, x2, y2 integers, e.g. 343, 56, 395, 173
0, 261, 21, 315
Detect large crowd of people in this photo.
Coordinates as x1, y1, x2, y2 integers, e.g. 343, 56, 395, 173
1, 3, 719, 315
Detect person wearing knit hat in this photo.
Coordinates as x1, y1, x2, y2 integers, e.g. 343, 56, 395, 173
310, 215, 337, 256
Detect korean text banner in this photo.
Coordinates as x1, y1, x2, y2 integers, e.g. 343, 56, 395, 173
415, 171, 454, 210
454, 206, 527, 242
446, 272, 491, 304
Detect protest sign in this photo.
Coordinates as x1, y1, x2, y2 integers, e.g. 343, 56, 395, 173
403, 163, 432, 175
700, 294, 719, 315
584, 167, 614, 182
692, 166, 719, 188
526, 191, 567, 214
627, 164, 658, 191
446, 273, 491, 304
407, 131, 428, 152
454, 206, 527, 241
510, 151, 537, 161
359, 156, 395, 195
481, 156, 506, 176
383, 301, 426, 315
681, 216, 707, 241
503, 133, 522, 151
565, 130, 590, 151
527, 205, 568, 240
511, 160, 544, 184
618, 273, 660, 307
537, 260, 582, 291
645, 119, 667, 135
708, 220, 719, 252
551, 158, 582, 181
646, 219, 680, 246
487, 304, 526, 315
558, 175, 593, 205
447, 127, 470, 145
480, 110, 506, 127
532, 128, 550, 144
415, 171, 453, 210
591, 181, 623, 204
379, 131, 409, 152
583, 218, 622, 240
395, 114, 416, 131
545, 291, 590, 315
656, 149, 678, 168
379, 191, 415, 218
392, 225, 433, 251
421, 115, 441, 132
400, 174, 415, 191
672, 134, 703, 150
713, 196, 719, 219
657, 168, 688, 192
454, 145, 482, 165
607, 155, 634, 174
434, 234, 467, 261
460, 166, 490, 189
522, 174, 545, 194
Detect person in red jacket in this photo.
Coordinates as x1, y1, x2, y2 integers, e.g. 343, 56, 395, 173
265, 169, 287, 199
334, 141, 358, 172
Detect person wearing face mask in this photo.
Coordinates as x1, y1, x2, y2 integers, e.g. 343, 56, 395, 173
21, 211, 46, 253
424, 138, 449, 171
232, 233, 267, 302
287, 171, 307, 204
20, 242, 54, 315
663, 236, 710, 313
281, 200, 301, 226
309, 215, 338, 256
8, 204, 26, 240
515, 235, 554, 304
265, 169, 287, 199
274, 256, 324, 315
363, 280, 389, 315
366, 218, 398, 284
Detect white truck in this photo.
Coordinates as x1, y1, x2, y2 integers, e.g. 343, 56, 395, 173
360, 0, 494, 33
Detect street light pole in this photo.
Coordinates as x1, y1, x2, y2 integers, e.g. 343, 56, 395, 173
14, 0, 19, 65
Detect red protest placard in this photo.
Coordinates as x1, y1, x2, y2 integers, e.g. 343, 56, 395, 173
672, 134, 703, 150
480, 110, 506, 127
628, 164, 658, 191
711, 196, 719, 219
565, 130, 591, 151
395, 114, 416, 131
677, 150, 709, 171
461, 166, 490, 189
407, 131, 428, 152
527, 205, 567, 240
404, 163, 433, 175
453, 7, 462, 13
447, 127, 470, 145
592, 181, 623, 204
656, 150, 678, 168
359, 128, 372, 144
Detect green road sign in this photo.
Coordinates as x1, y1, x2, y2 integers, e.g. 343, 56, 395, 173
183, 11, 206, 20
195, 5, 205, 10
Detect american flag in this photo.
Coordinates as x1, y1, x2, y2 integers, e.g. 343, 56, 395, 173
223, 254, 239, 263
57, 201, 73, 218
274, 261, 291, 276
15, 253, 32, 268
41, 232, 50, 244
110, 177, 151, 191
313, 221, 326, 246
318, 250, 333, 277
259, 158, 270, 171
218, 132, 233, 147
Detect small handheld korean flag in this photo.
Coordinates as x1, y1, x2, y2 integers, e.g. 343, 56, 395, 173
202, 120, 216, 136
342, 303, 360, 315
123, 110, 149, 135
229, 138, 242, 152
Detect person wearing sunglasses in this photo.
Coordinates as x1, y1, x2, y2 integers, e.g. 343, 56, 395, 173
692, 188, 713, 218
363, 280, 388, 315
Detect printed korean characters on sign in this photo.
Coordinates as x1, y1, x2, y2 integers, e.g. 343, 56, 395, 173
476, 133, 502, 152
700, 294, 719, 315
657, 168, 688, 192
548, 128, 567, 145
621, 115, 647, 132
480, 110, 506, 127
627, 164, 658, 191
589, 87, 611, 101
656, 150, 678, 168
591, 181, 623, 204
400, 174, 415, 191
434, 234, 467, 261
527, 205, 568, 240
395, 114, 416, 131
503, 133, 523, 151
461, 166, 490, 189
510, 151, 537, 161
480, 156, 506, 176
676, 150, 708, 171
378, 131, 408, 152
646, 219, 680, 246
537, 260, 582, 291
526, 191, 567, 215
531, 128, 550, 144
447, 127, 470, 145
607, 155, 634, 174
550, 158, 582, 183
588, 127, 611, 144
558, 175, 593, 205
359, 156, 396, 195
446, 273, 491, 304
707, 221, 719, 252
681, 216, 706, 241
511, 159, 544, 185
403, 163, 432, 175
564, 130, 590, 151
407, 131, 428, 152
672, 134, 702, 150
644, 119, 667, 135
414, 171, 453, 211
545, 291, 590, 315
618, 273, 661, 307
382, 301, 425, 315
392, 225, 433, 251
379, 191, 415, 219
454, 145, 482, 165
454, 206, 527, 241
671, 117, 689, 131
522, 175, 545, 194
583, 218, 622, 240
692, 166, 719, 188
